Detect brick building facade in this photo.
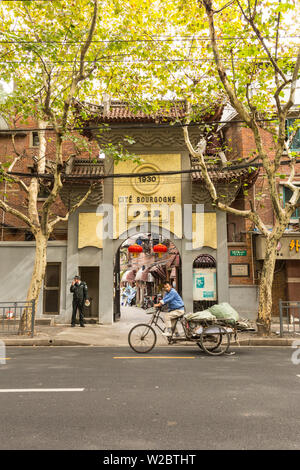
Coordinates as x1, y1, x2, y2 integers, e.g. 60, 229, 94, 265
223, 109, 300, 317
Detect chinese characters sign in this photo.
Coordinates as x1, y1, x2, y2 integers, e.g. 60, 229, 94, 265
289, 239, 300, 253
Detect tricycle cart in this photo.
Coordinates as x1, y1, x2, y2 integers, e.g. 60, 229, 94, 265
128, 307, 238, 356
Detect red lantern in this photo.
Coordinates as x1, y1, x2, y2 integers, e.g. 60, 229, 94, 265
128, 243, 143, 258
153, 243, 168, 258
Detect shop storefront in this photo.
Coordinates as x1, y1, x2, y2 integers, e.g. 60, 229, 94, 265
255, 234, 300, 316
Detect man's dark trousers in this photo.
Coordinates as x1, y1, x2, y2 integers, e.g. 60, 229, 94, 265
72, 301, 85, 326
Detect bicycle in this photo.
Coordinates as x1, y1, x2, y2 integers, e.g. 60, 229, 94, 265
128, 307, 236, 356
142, 295, 152, 310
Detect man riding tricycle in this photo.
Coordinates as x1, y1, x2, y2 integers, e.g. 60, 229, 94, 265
128, 281, 238, 356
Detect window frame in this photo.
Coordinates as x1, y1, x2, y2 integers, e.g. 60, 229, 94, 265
286, 118, 300, 151
30, 131, 40, 148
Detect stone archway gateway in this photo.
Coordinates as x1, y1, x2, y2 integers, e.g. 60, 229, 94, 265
113, 233, 182, 322
58, 102, 260, 326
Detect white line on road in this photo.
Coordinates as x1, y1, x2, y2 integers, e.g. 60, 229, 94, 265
113, 356, 195, 359
0, 388, 85, 393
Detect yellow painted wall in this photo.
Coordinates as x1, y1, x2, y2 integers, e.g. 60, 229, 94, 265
78, 213, 103, 249
113, 154, 182, 238
192, 213, 217, 249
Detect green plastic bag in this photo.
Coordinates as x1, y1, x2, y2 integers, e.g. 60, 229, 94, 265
184, 310, 216, 322
208, 302, 239, 323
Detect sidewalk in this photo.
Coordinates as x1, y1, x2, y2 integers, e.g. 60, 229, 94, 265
1, 307, 167, 347
0, 306, 298, 347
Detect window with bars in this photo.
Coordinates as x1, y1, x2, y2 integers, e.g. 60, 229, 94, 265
30, 131, 40, 147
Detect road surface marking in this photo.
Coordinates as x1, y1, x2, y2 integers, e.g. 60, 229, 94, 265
0, 358, 11, 360
0, 388, 85, 393
113, 356, 195, 359
297, 375, 300, 378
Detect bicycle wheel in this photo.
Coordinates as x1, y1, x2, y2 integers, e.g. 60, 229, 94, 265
128, 323, 157, 353
198, 332, 222, 352
200, 325, 230, 356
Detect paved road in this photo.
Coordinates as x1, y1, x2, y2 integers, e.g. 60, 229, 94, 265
0, 346, 299, 450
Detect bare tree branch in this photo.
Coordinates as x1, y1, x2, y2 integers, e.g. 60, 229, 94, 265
236, 0, 287, 82
201, 0, 284, 222
214, 0, 235, 14
1, 134, 30, 193
61, 0, 99, 129
274, 5, 281, 91
2, 172, 30, 194
48, 183, 95, 229
0, 199, 33, 228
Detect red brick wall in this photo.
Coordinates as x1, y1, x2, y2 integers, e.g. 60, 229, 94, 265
224, 123, 243, 160
0, 117, 99, 240
226, 123, 300, 303
226, 124, 300, 226
224, 123, 277, 161
228, 233, 254, 286
227, 188, 246, 242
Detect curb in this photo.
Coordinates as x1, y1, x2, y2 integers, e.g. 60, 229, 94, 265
1, 338, 297, 347
2, 338, 88, 346
236, 338, 295, 346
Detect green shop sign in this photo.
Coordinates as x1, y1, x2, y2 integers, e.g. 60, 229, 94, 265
230, 250, 247, 256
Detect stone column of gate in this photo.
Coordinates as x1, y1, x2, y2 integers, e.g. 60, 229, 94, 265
66, 213, 79, 324
216, 209, 230, 303
98, 230, 114, 324
98, 154, 114, 325
180, 239, 194, 314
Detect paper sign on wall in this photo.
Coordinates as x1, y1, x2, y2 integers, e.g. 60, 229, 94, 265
193, 268, 217, 301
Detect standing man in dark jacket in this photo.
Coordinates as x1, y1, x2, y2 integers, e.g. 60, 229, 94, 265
70, 275, 88, 327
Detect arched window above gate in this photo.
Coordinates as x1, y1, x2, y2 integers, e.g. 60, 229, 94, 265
193, 254, 216, 269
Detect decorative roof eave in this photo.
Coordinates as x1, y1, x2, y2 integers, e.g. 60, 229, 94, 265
191, 163, 259, 186
64, 157, 105, 184
74, 100, 225, 138
60, 157, 105, 207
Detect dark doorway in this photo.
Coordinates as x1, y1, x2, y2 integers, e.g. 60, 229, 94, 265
43, 263, 61, 315
79, 266, 99, 319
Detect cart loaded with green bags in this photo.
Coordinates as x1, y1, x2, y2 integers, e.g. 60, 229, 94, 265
128, 302, 254, 355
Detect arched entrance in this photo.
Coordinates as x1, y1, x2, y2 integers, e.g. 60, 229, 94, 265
114, 233, 182, 322
193, 254, 217, 312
